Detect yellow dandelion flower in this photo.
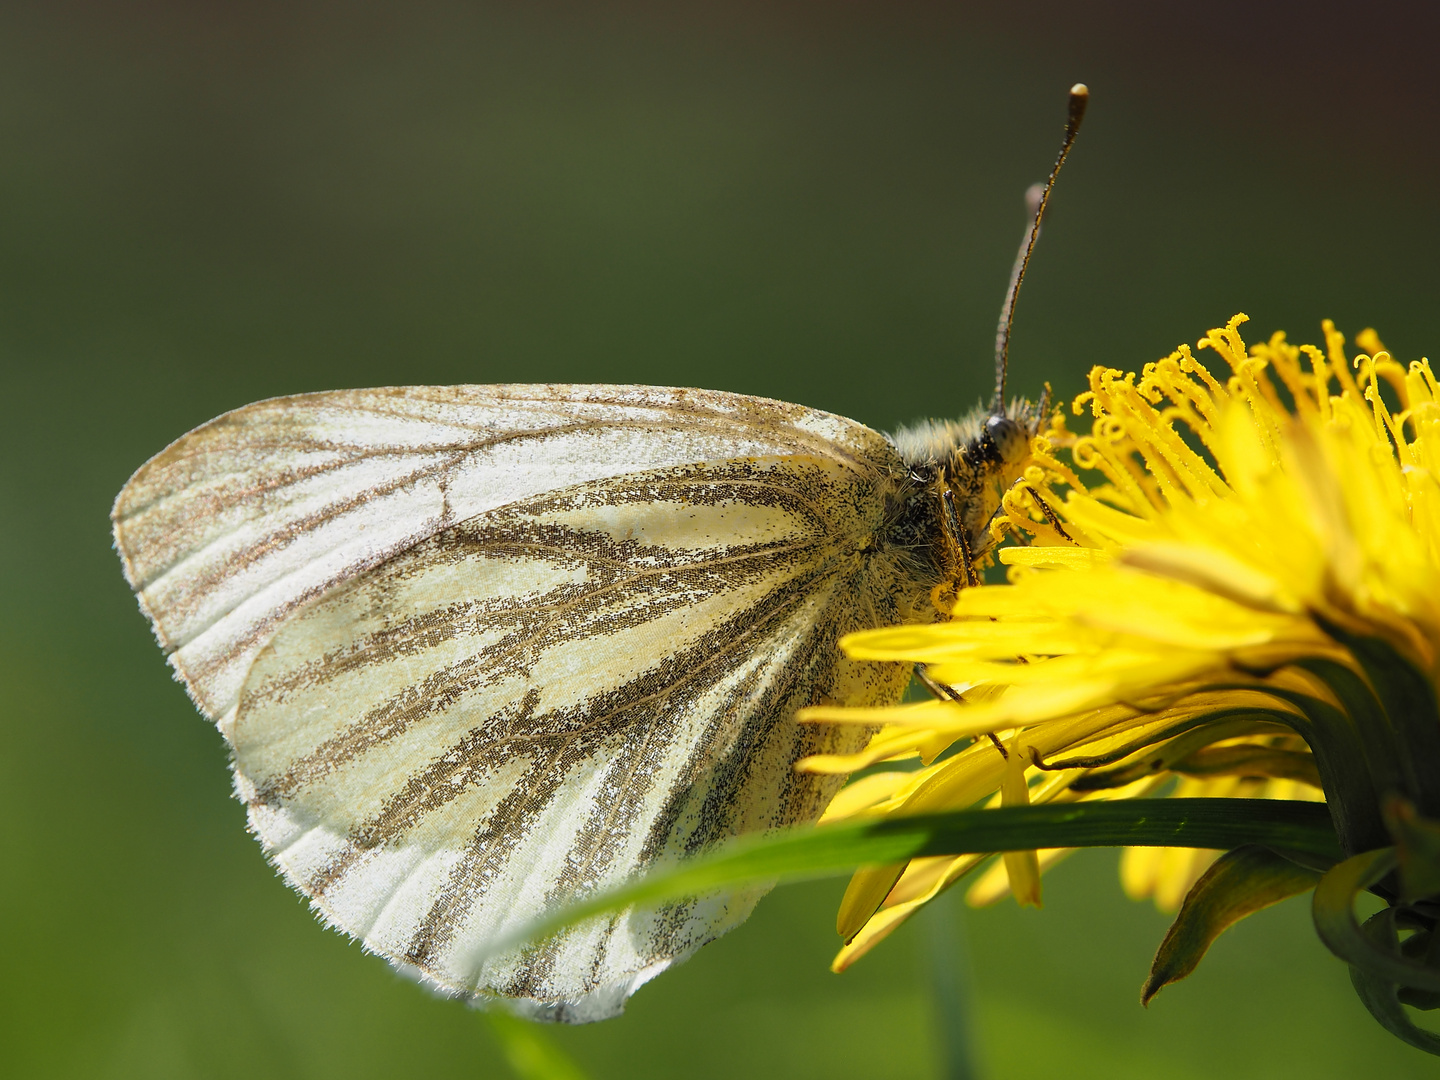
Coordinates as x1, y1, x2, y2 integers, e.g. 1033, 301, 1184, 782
801, 315, 1440, 1051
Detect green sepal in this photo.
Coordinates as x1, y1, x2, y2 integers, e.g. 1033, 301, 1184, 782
1191, 673, 1383, 857
1313, 848, 1440, 992
1317, 624, 1440, 821
1063, 711, 1295, 790
1347, 909, 1440, 1054
1170, 744, 1321, 787
1289, 659, 1393, 855
1141, 844, 1320, 1005
1384, 798, 1440, 904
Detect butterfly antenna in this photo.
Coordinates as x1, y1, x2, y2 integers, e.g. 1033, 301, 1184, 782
991, 83, 1088, 414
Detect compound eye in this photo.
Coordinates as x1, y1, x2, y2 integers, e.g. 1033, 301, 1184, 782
984, 415, 1029, 464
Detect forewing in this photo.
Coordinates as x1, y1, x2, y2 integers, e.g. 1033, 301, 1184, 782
233, 456, 914, 1021
112, 384, 892, 733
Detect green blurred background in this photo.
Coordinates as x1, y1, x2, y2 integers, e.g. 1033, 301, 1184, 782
3, 1, 1439, 1076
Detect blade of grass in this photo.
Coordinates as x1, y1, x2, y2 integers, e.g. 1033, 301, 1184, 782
486, 799, 1339, 963
487, 1013, 590, 1080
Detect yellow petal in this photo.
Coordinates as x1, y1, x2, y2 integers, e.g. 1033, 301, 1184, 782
819, 771, 914, 823
999, 733, 1042, 908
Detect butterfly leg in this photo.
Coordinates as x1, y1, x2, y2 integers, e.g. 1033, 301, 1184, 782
912, 664, 1008, 759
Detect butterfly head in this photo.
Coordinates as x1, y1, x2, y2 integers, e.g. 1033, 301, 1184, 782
887, 394, 1046, 595
982, 412, 1030, 466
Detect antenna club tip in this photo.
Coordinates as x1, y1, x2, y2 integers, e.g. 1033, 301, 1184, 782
1065, 83, 1089, 131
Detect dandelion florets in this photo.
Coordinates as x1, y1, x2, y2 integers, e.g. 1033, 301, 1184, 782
801, 316, 1440, 1049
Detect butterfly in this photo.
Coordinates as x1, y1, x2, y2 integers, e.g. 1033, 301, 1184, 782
112, 85, 1086, 1023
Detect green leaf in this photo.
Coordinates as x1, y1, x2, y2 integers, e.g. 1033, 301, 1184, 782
487, 1013, 591, 1080
1141, 845, 1320, 1005
495, 799, 1339, 959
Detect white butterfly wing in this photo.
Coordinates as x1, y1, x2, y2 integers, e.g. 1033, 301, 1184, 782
112, 385, 887, 736
232, 455, 917, 1020
113, 385, 925, 1020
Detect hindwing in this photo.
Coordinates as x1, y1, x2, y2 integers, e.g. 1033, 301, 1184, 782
233, 456, 915, 1019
